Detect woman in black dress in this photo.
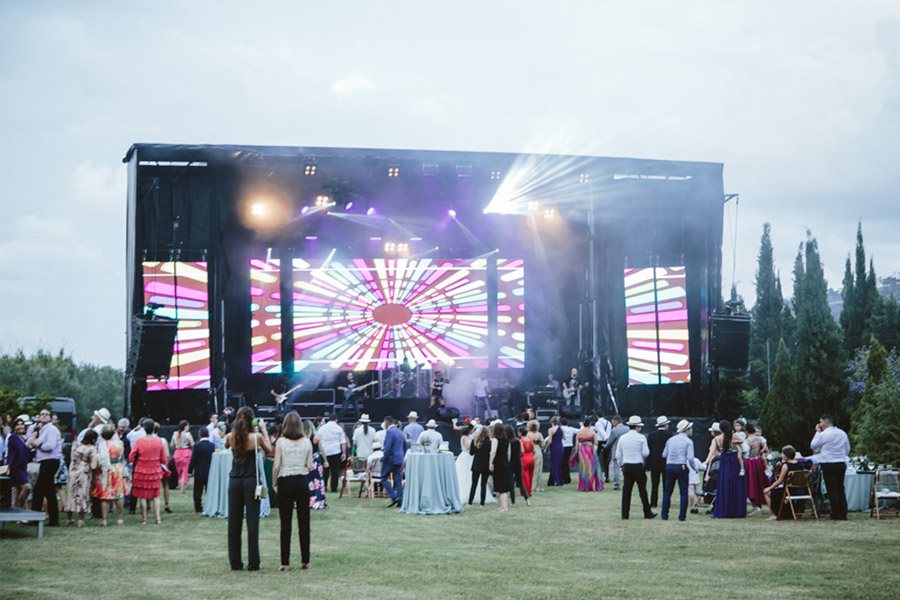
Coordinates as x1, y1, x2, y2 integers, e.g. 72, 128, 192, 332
491, 422, 513, 512
468, 426, 493, 505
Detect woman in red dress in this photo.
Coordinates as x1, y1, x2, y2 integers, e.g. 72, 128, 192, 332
518, 428, 536, 496
129, 418, 167, 525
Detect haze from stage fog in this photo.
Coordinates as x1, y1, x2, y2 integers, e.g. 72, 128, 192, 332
1, 1, 899, 369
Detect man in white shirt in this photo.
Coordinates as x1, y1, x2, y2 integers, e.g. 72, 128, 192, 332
810, 414, 851, 520
317, 415, 348, 494
593, 413, 612, 483
352, 414, 376, 460
206, 414, 221, 447
560, 418, 578, 485
473, 372, 491, 421
661, 420, 695, 521
615, 416, 656, 519
417, 419, 444, 454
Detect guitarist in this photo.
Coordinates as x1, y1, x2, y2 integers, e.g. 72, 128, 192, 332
337, 373, 377, 422
270, 375, 303, 420
562, 367, 583, 412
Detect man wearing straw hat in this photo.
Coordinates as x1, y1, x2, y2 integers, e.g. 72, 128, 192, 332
647, 415, 672, 508
418, 420, 443, 454
661, 419, 695, 521
616, 416, 656, 519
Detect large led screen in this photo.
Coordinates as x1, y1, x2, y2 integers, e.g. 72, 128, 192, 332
624, 266, 690, 385
497, 258, 525, 368
250, 259, 282, 374
292, 258, 489, 370
142, 261, 211, 390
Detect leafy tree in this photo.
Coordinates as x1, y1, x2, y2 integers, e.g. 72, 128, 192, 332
759, 339, 807, 450
792, 234, 847, 426
855, 378, 900, 465
851, 337, 889, 451
0, 349, 124, 428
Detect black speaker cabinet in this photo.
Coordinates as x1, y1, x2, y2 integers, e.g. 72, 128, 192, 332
710, 313, 751, 370
128, 316, 178, 379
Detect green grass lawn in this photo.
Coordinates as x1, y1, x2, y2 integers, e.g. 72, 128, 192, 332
3, 483, 898, 600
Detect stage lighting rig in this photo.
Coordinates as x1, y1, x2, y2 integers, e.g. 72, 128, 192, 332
315, 195, 334, 208
304, 159, 317, 176
387, 166, 400, 178
383, 241, 409, 256
490, 170, 502, 180
579, 173, 590, 183
528, 200, 540, 213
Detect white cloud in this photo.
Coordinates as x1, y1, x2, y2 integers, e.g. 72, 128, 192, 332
332, 72, 373, 96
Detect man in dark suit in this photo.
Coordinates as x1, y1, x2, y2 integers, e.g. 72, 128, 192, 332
188, 427, 216, 513
646, 416, 673, 508
380, 416, 407, 508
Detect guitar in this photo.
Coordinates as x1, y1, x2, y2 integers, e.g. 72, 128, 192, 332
271, 383, 304, 405
337, 380, 378, 400
562, 383, 586, 401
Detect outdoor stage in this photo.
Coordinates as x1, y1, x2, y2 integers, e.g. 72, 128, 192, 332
123, 144, 724, 424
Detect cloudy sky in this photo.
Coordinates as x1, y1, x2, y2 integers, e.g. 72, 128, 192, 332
1, 1, 899, 369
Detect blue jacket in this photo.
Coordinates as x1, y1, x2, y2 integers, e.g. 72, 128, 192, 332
382, 426, 406, 466
189, 439, 216, 480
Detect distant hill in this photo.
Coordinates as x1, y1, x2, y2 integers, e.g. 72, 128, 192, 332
827, 273, 900, 321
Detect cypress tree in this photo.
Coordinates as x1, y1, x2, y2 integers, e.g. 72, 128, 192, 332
759, 339, 806, 449
748, 224, 784, 397
851, 337, 888, 450
792, 234, 847, 426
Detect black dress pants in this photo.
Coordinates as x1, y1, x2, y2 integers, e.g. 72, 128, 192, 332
193, 477, 208, 513
228, 476, 260, 570
649, 467, 664, 507
325, 453, 343, 493
510, 467, 529, 504
468, 471, 490, 505
32, 459, 60, 526
277, 474, 311, 566
622, 463, 653, 519
820, 462, 848, 520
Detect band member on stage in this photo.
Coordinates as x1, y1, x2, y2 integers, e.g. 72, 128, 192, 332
271, 376, 304, 420
337, 373, 376, 422
428, 370, 448, 420
473, 371, 491, 421
546, 373, 561, 400
562, 368, 583, 410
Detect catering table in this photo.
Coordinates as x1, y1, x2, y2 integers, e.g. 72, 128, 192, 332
845, 471, 875, 512
202, 451, 271, 519
401, 452, 463, 515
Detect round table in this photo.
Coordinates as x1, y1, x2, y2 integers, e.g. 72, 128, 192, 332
201, 451, 271, 519
845, 471, 874, 512
401, 452, 464, 515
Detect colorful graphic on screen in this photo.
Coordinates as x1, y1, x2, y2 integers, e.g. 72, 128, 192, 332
497, 258, 525, 368
292, 258, 489, 370
142, 261, 211, 390
250, 259, 282, 374
624, 266, 690, 385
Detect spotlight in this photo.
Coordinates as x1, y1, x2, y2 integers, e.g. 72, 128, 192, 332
345, 201, 354, 211
448, 209, 457, 219
422, 162, 440, 176
251, 203, 266, 216
579, 173, 590, 183
543, 208, 556, 219
366, 207, 376, 216
315, 195, 332, 208
305, 236, 318, 241
300, 206, 310, 214
490, 170, 502, 180
387, 166, 400, 178
304, 160, 317, 176
528, 200, 540, 212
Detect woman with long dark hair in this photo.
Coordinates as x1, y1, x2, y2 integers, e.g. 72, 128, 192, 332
491, 422, 513, 512
468, 425, 494, 506
170, 419, 194, 495
707, 420, 746, 518
273, 412, 313, 571
546, 417, 565, 487
225, 406, 273, 571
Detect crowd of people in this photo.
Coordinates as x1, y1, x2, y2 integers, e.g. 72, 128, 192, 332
0, 401, 854, 573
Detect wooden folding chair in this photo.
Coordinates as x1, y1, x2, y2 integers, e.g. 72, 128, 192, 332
365, 459, 388, 499
339, 457, 368, 498
777, 470, 819, 521
872, 469, 900, 520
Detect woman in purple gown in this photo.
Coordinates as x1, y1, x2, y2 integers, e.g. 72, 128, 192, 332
6, 417, 32, 507
709, 420, 747, 518
546, 417, 565, 487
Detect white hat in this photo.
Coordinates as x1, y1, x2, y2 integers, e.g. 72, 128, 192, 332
93, 408, 111, 424
16, 413, 33, 425
372, 440, 382, 450
425, 419, 438, 428
655, 416, 670, 427
490, 419, 503, 427
676, 419, 693, 433
626, 415, 644, 427
708, 422, 721, 434
359, 413, 371, 423
407, 411, 419, 420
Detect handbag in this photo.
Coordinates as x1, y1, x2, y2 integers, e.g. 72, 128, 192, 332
254, 432, 267, 500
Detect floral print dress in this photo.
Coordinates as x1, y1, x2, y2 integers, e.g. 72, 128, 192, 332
93, 440, 127, 501
66, 443, 98, 513
308, 440, 328, 510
